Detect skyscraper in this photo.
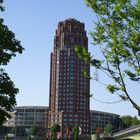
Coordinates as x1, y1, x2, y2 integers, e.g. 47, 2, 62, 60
48, 18, 90, 137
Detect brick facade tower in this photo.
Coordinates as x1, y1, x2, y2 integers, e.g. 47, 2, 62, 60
48, 18, 90, 137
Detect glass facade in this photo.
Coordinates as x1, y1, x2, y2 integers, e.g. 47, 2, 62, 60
14, 106, 48, 128
90, 110, 120, 134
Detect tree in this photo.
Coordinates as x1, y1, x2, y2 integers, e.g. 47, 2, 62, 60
4, 134, 9, 140
0, 0, 24, 124
73, 126, 79, 140
0, 125, 7, 135
27, 134, 32, 140
28, 125, 40, 136
11, 125, 17, 135
131, 116, 140, 126
103, 123, 114, 136
27, 125, 40, 140
75, 0, 140, 112
121, 115, 140, 129
50, 124, 61, 140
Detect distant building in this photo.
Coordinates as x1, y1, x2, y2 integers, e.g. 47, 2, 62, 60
4, 106, 121, 136
90, 110, 120, 134
15, 106, 48, 128
4, 106, 49, 136
48, 18, 90, 137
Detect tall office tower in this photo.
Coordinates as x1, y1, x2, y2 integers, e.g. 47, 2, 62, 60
48, 18, 90, 137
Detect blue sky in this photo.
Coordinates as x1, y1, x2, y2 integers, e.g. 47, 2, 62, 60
2, 0, 140, 117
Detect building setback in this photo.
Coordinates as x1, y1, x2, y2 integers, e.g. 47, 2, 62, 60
48, 18, 90, 136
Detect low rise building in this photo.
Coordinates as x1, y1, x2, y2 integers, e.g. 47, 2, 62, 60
4, 106, 49, 136
90, 110, 120, 134
15, 106, 48, 128
4, 107, 121, 136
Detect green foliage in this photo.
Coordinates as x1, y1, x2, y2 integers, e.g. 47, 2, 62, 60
121, 115, 140, 129
78, 0, 140, 111
50, 124, 61, 140
103, 123, 114, 136
73, 126, 79, 140
11, 126, 17, 134
50, 124, 60, 133
4, 134, 9, 140
107, 85, 120, 94
81, 91, 93, 97
27, 134, 32, 140
75, 45, 102, 69
131, 116, 140, 126
82, 68, 91, 79
121, 115, 132, 128
0, 0, 4, 12
0, 1, 24, 124
29, 125, 39, 136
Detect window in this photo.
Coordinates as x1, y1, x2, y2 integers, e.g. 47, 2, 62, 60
75, 119, 78, 122
69, 110, 74, 113
25, 117, 34, 120
69, 101, 74, 104
17, 122, 23, 125
64, 118, 68, 122
70, 76, 74, 80
69, 114, 73, 117
64, 45, 70, 49
17, 109, 24, 112
69, 118, 73, 122
17, 117, 23, 121
25, 113, 34, 117
25, 109, 34, 112
24, 121, 34, 125
35, 122, 44, 125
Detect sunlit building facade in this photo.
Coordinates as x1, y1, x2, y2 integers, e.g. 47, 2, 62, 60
5, 106, 49, 136
48, 18, 90, 137
15, 106, 48, 127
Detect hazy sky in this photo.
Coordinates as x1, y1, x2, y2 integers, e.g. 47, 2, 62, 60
2, 0, 140, 117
